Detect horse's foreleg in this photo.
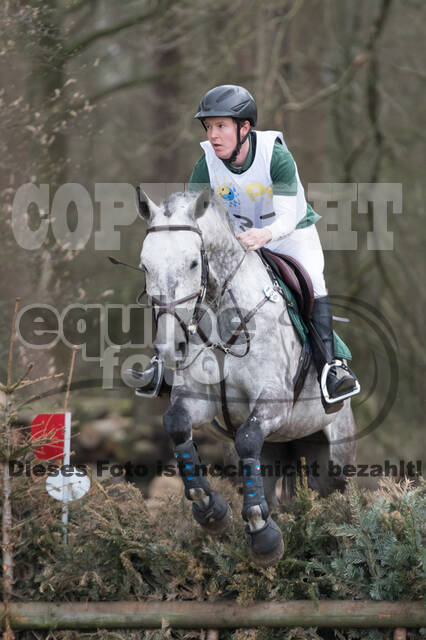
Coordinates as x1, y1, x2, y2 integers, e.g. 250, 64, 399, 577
163, 403, 232, 534
234, 415, 284, 567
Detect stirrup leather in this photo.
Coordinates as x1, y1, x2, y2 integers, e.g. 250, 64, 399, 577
320, 359, 361, 404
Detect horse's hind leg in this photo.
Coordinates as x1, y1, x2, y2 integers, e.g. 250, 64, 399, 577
281, 428, 351, 501
163, 401, 232, 535
259, 442, 292, 510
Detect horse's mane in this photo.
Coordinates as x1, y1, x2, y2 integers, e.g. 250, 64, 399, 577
164, 191, 236, 238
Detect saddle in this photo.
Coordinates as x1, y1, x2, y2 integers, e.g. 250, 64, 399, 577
260, 248, 314, 322
259, 248, 352, 404
258, 248, 315, 401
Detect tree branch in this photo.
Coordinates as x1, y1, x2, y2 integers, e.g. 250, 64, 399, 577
6, 298, 20, 389
393, 65, 426, 81
14, 372, 65, 392
64, 0, 171, 57
282, 54, 369, 113
86, 64, 183, 105
62, 0, 98, 13
5, 364, 34, 394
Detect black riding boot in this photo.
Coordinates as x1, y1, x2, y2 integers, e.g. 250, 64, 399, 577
122, 354, 172, 397
310, 295, 357, 414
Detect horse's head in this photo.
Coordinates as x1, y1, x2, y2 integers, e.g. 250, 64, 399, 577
136, 187, 211, 368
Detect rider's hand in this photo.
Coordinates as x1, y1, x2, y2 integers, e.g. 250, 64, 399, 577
237, 227, 273, 251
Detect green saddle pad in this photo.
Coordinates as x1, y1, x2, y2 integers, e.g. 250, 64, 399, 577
274, 275, 352, 361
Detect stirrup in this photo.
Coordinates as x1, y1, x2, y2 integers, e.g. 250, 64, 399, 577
123, 356, 165, 398
320, 359, 361, 404
136, 356, 164, 398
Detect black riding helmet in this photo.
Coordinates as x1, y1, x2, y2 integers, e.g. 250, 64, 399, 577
194, 84, 257, 163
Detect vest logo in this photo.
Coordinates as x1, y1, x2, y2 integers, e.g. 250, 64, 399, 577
245, 182, 273, 201
215, 181, 240, 209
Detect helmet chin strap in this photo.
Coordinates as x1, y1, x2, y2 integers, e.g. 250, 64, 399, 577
226, 121, 250, 164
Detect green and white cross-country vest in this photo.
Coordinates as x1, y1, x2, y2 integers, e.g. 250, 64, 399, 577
200, 130, 309, 235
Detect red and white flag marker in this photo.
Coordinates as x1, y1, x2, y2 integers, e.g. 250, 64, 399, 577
30, 348, 90, 543
31, 412, 67, 462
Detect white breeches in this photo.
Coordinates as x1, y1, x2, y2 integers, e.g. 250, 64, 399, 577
266, 224, 328, 297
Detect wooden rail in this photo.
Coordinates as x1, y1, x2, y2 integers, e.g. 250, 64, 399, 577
1, 601, 424, 630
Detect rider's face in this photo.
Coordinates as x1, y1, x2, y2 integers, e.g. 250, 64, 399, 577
204, 117, 239, 160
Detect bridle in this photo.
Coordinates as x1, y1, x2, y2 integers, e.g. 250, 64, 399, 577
136, 225, 209, 345
135, 223, 281, 367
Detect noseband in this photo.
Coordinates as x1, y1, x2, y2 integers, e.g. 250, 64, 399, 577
137, 225, 209, 343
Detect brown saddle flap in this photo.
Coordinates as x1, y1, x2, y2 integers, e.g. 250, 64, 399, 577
261, 248, 315, 321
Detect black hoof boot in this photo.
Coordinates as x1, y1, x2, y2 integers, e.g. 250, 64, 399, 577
245, 519, 284, 568
192, 491, 233, 535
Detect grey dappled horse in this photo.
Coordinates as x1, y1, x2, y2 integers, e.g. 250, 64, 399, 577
137, 189, 356, 567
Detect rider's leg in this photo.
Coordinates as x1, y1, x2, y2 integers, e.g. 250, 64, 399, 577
310, 294, 356, 398
275, 225, 358, 405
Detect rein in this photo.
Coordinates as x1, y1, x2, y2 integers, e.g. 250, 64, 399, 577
136, 223, 263, 363
110, 221, 283, 434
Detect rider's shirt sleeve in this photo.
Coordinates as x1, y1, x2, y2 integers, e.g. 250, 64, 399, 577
267, 195, 298, 240
270, 142, 298, 196
188, 154, 211, 190
267, 142, 298, 240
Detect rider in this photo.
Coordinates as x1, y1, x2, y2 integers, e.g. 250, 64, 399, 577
125, 84, 359, 412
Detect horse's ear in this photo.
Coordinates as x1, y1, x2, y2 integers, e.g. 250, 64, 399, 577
136, 186, 155, 221
193, 187, 212, 220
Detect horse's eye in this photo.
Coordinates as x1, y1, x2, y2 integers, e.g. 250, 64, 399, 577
190, 260, 198, 270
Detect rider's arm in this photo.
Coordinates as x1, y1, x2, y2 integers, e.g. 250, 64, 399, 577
267, 195, 298, 241
266, 142, 298, 241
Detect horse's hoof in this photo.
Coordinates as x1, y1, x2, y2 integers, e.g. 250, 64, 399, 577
245, 519, 284, 568
192, 491, 233, 535
200, 503, 233, 535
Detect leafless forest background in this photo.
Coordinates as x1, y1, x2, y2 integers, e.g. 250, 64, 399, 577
0, 0, 425, 490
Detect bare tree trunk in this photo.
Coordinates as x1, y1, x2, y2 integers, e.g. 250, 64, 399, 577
1, 300, 20, 640
26, 0, 68, 187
